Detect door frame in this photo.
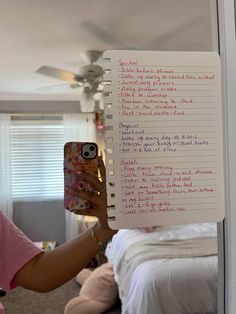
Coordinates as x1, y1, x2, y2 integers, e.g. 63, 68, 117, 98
217, 0, 236, 313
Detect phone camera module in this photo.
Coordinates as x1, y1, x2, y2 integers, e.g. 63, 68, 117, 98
84, 151, 89, 157
82, 143, 97, 159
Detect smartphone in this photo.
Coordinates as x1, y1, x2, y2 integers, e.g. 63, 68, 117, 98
64, 142, 99, 212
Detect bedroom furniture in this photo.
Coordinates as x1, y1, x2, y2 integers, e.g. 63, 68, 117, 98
106, 223, 218, 314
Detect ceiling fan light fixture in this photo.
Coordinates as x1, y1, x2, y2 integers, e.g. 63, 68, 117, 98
80, 100, 95, 113
80, 90, 95, 113
78, 64, 104, 79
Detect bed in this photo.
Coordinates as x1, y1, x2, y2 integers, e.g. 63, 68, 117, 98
105, 223, 218, 314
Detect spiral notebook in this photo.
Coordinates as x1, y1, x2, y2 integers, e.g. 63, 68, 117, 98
103, 50, 225, 229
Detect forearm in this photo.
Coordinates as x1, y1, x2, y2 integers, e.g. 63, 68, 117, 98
14, 223, 116, 292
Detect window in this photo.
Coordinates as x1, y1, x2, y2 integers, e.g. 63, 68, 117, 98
10, 116, 64, 200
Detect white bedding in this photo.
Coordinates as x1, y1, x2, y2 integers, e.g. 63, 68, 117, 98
105, 224, 218, 314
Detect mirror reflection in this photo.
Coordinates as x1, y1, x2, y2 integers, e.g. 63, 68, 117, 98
0, 0, 219, 313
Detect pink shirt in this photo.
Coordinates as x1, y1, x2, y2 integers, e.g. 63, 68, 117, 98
0, 212, 43, 313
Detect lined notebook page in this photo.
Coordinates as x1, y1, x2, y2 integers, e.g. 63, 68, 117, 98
103, 50, 224, 229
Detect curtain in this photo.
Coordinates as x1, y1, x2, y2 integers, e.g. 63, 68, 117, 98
0, 114, 13, 220
63, 113, 96, 241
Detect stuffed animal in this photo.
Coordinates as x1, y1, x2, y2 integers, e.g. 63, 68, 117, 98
64, 262, 118, 314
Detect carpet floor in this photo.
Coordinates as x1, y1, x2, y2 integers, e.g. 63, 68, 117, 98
1, 278, 121, 314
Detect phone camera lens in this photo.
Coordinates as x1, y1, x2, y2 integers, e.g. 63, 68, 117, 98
84, 151, 89, 157
90, 146, 95, 151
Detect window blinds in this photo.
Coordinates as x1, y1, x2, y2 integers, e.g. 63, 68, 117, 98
10, 117, 64, 200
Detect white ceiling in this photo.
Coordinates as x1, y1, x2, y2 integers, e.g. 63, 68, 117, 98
0, 0, 214, 101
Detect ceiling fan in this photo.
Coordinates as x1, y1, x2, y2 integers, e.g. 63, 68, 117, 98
36, 50, 106, 112
80, 16, 204, 50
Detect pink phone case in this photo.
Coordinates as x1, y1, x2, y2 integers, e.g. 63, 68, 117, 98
64, 142, 98, 212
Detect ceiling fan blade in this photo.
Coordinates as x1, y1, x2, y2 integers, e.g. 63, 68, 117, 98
36, 83, 81, 94
80, 20, 129, 48
145, 16, 202, 49
36, 66, 83, 83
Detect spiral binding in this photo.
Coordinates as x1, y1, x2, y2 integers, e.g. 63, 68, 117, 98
103, 54, 116, 222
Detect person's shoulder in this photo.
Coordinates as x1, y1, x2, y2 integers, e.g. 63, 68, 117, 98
0, 212, 17, 233
0, 211, 5, 223
0, 211, 10, 224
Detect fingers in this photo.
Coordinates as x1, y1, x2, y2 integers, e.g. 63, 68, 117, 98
71, 155, 106, 191
78, 173, 104, 191
98, 155, 106, 183
73, 208, 97, 217
65, 154, 108, 223
75, 190, 105, 206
